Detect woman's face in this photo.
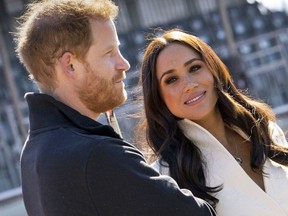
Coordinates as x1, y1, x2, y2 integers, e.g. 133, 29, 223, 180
156, 42, 219, 124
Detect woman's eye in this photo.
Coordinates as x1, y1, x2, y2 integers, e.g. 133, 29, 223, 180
190, 65, 201, 72
165, 77, 177, 84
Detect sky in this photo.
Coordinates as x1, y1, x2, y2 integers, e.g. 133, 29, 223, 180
247, 0, 288, 12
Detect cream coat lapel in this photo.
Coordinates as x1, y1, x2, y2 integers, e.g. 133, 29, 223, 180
178, 119, 288, 216
263, 159, 288, 214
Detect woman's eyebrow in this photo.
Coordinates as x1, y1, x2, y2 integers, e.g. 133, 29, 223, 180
159, 58, 202, 83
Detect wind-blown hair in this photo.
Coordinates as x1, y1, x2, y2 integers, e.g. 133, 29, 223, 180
14, 0, 118, 92
140, 29, 288, 207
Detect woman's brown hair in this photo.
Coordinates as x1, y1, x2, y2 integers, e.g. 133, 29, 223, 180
140, 29, 288, 207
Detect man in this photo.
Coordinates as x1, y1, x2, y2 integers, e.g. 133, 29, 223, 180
14, 0, 215, 215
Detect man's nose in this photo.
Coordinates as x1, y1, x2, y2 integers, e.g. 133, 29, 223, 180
118, 52, 130, 72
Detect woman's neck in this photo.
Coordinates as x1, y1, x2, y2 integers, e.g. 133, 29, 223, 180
193, 107, 227, 143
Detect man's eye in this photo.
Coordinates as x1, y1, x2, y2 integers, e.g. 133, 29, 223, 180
105, 49, 113, 55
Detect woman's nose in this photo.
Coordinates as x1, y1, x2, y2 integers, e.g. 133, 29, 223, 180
183, 75, 198, 92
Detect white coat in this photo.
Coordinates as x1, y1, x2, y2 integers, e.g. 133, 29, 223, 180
152, 119, 288, 216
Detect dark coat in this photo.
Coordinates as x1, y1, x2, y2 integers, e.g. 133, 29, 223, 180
21, 93, 214, 216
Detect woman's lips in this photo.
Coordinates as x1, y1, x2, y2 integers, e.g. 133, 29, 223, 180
184, 92, 206, 105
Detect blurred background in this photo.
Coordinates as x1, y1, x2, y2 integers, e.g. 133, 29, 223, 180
0, 0, 288, 215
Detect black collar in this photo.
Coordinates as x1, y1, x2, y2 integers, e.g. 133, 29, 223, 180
25, 92, 121, 139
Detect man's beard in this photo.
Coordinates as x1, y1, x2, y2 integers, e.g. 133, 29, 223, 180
76, 64, 127, 115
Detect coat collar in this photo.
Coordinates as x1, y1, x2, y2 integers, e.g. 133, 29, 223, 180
25, 92, 121, 139
178, 119, 288, 216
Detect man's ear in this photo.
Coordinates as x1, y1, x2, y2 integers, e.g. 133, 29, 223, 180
60, 52, 75, 77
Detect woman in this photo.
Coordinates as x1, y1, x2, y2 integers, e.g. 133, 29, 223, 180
139, 29, 288, 215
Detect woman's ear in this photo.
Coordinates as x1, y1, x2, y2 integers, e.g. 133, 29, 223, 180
60, 52, 75, 76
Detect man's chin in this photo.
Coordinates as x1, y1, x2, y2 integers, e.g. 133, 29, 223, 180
108, 93, 127, 110
122, 91, 128, 103
115, 93, 127, 107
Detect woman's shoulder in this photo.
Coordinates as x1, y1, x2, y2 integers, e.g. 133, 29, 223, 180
151, 159, 171, 176
268, 121, 288, 147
